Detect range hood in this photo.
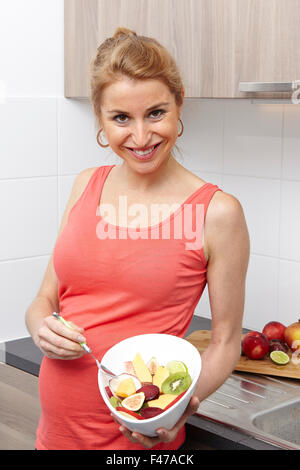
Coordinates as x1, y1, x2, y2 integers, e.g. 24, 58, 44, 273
239, 81, 300, 104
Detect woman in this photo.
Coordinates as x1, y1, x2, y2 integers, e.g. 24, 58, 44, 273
25, 27, 250, 450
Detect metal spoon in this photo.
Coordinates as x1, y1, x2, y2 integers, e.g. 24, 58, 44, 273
52, 312, 115, 377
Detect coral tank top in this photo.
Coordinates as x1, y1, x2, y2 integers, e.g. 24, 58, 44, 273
35, 164, 222, 450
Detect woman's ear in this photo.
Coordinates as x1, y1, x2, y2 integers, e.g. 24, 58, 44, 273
177, 88, 185, 118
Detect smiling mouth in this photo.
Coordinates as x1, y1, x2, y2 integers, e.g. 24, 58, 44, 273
126, 142, 161, 156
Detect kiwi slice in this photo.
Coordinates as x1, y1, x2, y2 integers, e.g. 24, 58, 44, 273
161, 372, 192, 395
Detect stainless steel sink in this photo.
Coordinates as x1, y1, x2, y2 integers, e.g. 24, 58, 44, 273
194, 372, 300, 449
252, 399, 300, 447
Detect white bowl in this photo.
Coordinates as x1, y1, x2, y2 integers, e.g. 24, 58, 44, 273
98, 333, 201, 437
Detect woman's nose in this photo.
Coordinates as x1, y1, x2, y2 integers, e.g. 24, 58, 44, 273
131, 121, 152, 148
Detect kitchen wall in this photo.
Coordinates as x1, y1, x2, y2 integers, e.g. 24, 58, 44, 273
1, 0, 300, 342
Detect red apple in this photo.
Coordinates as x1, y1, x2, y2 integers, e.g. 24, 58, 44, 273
284, 319, 300, 352
262, 321, 286, 342
242, 332, 269, 360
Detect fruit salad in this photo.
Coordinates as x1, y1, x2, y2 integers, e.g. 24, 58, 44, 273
104, 353, 192, 421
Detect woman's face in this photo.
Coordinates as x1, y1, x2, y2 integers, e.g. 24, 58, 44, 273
99, 76, 183, 173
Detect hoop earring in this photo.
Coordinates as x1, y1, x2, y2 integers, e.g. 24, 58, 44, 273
96, 129, 110, 148
178, 118, 184, 137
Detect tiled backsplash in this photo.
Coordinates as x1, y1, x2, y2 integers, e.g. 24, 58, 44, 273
0, 1, 299, 341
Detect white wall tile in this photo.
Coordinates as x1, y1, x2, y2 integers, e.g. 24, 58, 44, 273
280, 180, 300, 262
278, 260, 300, 326
194, 171, 223, 188
196, 255, 279, 331
224, 101, 283, 178
282, 105, 300, 181
58, 174, 76, 224
0, 177, 58, 260
1, 2, 300, 345
195, 286, 211, 319
58, 98, 116, 175
180, 99, 224, 174
0, 98, 57, 179
0, 256, 50, 342
243, 254, 279, 331
222, 175, 281, 257
0, 0, 64, 96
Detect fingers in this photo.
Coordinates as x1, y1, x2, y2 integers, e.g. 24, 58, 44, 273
159, 395, 199, 436
46, 315, 86, 342
156, 395, 200, 441
38, 335, 85, 359
110, 414, 162, 448
119, 426, 162, 448
37, 315, 87, 360
110, 395, 200, 449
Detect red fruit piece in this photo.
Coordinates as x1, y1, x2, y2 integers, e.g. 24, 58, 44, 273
244, 330, 265, 339
242, 332, 269, 360
105, 386, 113, 399
140, 407, 163, 419
136, 384, 160, 402
269, 339, 289, 354
262, 321, 286, 342
116, 407, 144, 420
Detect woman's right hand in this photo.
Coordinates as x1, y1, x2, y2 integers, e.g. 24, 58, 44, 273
35, 315, 87, 360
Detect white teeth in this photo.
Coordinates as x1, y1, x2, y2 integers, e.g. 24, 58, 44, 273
133, 145, 156, 156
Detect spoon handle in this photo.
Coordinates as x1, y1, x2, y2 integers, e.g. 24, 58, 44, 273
52, 312, 115, 377
52, 312, 91, 352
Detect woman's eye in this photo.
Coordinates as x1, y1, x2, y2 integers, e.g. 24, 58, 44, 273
150, 109, 165, 119
114, 114, 128, 123
113, 110, 165, 123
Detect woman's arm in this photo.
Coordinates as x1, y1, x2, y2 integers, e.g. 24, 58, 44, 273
118, 191, 250, 448
25, 167, 98, 359
194, 190, 250, 400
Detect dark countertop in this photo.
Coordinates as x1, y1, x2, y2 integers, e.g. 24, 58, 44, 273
1, 316, 212, 377
1, 315, 278, 450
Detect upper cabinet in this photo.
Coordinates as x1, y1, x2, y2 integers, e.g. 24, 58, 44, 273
65, 0, 300, 99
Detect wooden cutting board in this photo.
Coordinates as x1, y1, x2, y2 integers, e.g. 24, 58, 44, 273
185, 330, 300, 379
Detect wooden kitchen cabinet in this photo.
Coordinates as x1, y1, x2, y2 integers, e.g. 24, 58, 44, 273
65, 0, 300, 99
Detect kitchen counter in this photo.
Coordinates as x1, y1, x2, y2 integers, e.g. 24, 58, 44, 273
0, 316, 294, 450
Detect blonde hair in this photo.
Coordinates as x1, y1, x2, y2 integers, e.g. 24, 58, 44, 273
89, 27, 184, 121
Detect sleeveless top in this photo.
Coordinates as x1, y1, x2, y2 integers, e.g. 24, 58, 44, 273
35, 164, 222, 450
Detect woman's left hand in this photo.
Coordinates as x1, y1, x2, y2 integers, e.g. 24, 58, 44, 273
111, 395, 200, 449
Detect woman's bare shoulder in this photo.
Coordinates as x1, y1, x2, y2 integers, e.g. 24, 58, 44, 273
206, 190, 246, 231
205, 190, 249, 259
73, 166, 99, 197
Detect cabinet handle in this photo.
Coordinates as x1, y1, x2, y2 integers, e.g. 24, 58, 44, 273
239, 81, 300, 92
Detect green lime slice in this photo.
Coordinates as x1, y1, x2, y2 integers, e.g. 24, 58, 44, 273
166, 360, 188, 375
270, 350, 290, 365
